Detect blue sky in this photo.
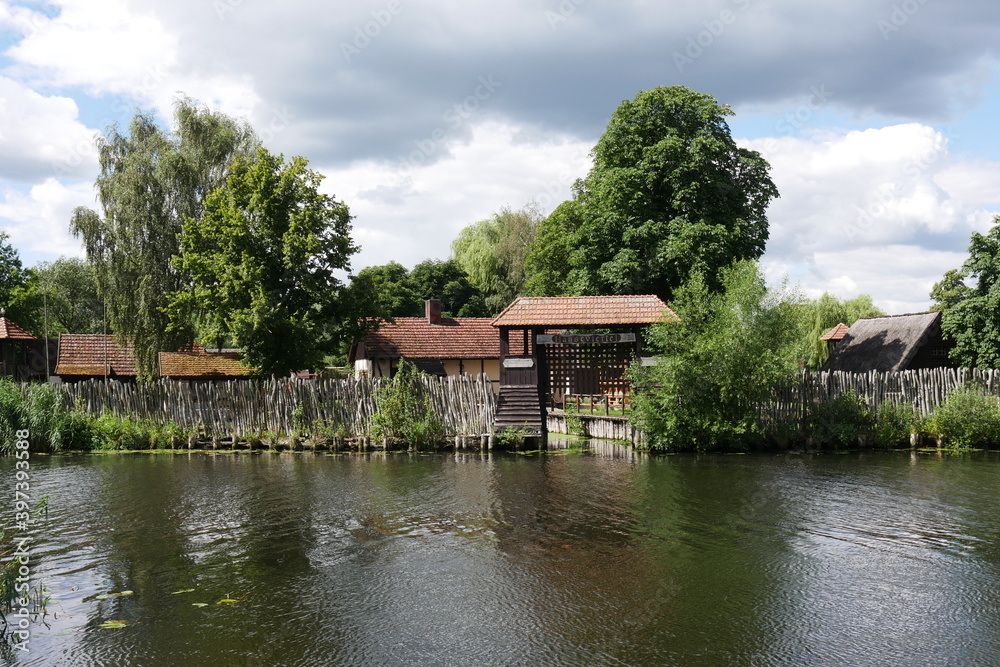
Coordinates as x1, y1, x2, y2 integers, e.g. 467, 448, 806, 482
1, 0, 999, 314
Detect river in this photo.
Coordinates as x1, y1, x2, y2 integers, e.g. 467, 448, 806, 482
3, 442, 1000, 666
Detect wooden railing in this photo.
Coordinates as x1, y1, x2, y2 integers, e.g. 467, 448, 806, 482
553, 393, 631, 417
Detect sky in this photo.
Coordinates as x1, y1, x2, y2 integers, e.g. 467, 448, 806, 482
1, 0, 999, 314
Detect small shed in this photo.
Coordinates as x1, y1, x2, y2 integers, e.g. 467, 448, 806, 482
55, 334, 137, 382
0, 317, 38, 380
823, 311, 956, 372
56, 335, 253, 382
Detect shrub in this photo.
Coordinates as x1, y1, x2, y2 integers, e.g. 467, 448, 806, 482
809, 391, 874, 449
872, 401, 917, 449
630, 261, 804, 452
0, 380, 78, 453
369, 360, 445, 449
933, 385, 1000, 449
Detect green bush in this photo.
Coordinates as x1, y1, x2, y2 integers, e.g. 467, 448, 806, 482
630, 261, 804, 452
809, 392, 874, 449
0, 380, 76, 453
872, 401, 917, 449
933, 385, 1000, 449
369, 360, 445, 449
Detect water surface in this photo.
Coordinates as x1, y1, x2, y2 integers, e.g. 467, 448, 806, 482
4, 444, 1000, 666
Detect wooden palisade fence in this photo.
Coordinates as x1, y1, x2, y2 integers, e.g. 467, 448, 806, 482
58, 374, 496, 444
762, 368, 1000, 424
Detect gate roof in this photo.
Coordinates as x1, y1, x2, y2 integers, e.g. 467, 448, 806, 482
492, 295, 676, 328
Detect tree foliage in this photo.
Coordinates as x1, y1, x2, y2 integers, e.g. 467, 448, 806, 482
630, 261, 804, 451
929, 268, 972, 313
172, 148, 356, 376
528, 86, 778, 302
451, 204, 542, 314
942, 216, 1000, 368
345, 259, 487, 326
525, 199, 582, 296
70, 99, 257, 378
0, 233, 42, 334
33, 257, 104, 334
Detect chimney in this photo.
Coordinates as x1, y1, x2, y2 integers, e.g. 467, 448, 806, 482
425, 299, 442, 325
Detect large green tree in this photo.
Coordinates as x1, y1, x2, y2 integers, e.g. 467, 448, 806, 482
70, 98, 257, 378
171, 148, 357, 376
342, 259, 487, 332
529, 86, 778, 301
0, 233, 42, 334
942, 216, 1000, 368
525, 199, 582, 296
630, 260, 803, 451
33, 257, 104, 334
451, 204, 542, 314
929, 268, 972, 313
407, 259, 487, 317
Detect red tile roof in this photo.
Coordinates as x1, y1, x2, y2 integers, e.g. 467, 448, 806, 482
55, 334, 137, 377
363, 318, 500, 359
820, 323, 850, 342
0, 318, 35, 340
159, 349, 253, 379
492, 295, 677, 327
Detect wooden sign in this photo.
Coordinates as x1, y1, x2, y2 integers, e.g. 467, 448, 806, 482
536, 333, 637, 345
503, 358, 535, 368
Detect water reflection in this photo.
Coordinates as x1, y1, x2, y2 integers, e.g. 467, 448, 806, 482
2, 449, 1000, 665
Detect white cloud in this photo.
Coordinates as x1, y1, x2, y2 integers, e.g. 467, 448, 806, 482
0, 179, 90, 258
4, 0, 258, 122
5, 0, 178, 96
0, 76, 97, 181
316, 120, 593, 272
753, 124, 1000, 311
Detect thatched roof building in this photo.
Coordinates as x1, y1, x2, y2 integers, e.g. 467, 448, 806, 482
823, 311, 955, 373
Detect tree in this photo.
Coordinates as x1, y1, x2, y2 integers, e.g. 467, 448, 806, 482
171, 148, 357, 376
525, 199, 582, 296
0, 233, 43, 334
531, 86, 778, 301
407, 259, 488, 317
929, 268, 972, 312
33, 257, 104, 334
800, 292, 885, 369
340, 259, 488, 344
942, 216, 1000, 368
629, 261, 803, 451
71, 98, 257, 378
451, 204, 542, 314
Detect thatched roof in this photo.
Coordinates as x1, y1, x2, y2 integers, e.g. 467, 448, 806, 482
823, 311, 943, 372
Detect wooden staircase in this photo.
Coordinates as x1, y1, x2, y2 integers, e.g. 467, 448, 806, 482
494, 385, 544, 433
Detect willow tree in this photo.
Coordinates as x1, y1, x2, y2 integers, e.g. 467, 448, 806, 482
801, 293, 885, 369
451, 204, 542, 314
70, 98, 257, 379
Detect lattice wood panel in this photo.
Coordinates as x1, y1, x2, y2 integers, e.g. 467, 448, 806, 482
544, 343, 632, 402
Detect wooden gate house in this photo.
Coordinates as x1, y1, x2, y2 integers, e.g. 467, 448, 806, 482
491, 295, 677, 434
